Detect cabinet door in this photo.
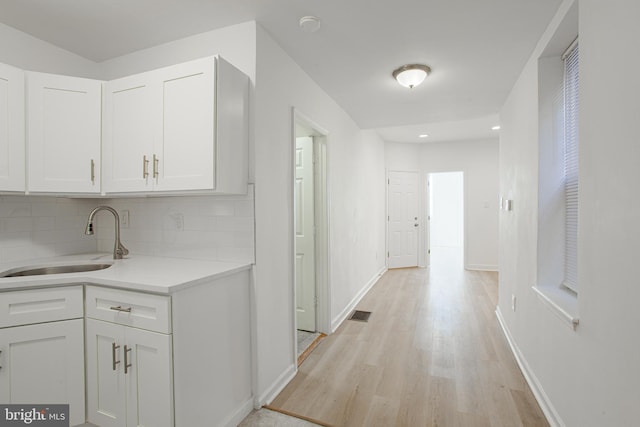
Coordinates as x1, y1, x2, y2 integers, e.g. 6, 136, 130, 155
103, 73, 155, 193
153, 57, 215, 192
26, 72, 102, 193
125, 327, 174, 427
0, 319, 85, 426
0, 62, 25, 192
86, 319, 126, 427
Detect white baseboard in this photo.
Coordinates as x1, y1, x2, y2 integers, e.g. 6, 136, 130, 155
466, 264, 499, 271
221, 397, 254, 427
255, 362, 297, 407
331, 266, 387, 332
495, 307, 566, 427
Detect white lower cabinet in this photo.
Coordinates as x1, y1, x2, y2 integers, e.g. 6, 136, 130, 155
86, 318, 173, 427
0, 286, 85, 426
0, 319, 85, 426
0, 269, 251, 427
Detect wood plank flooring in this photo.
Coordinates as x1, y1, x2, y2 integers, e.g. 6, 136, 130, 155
270, 248, 548, 427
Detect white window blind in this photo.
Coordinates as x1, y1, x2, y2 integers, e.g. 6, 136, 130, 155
563, 41, 579, 291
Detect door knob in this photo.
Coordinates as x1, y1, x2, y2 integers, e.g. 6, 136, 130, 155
414, 223, 419, 227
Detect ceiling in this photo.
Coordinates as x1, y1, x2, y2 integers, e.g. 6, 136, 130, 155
0, 0, 562, 143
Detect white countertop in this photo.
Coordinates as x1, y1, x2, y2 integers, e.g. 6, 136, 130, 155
0, 253, 252, 294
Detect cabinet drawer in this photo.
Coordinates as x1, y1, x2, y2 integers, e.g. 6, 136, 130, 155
0, 286, 83, 328
85, 286, 171, 333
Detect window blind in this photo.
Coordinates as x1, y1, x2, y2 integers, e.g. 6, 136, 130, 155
563, 42, 579, 291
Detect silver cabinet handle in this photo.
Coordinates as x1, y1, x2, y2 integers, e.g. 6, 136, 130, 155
152, 154, 159, 179
124, 345, 132, 374
109, 305, 132, 313
112, 342, 120, 371
90, 159, 96, 184
143, 155, 149, 179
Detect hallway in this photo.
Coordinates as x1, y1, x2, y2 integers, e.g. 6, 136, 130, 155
270, 250, 548, 426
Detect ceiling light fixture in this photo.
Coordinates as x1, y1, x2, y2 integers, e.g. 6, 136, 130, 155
392, 64, 431, 89
419, 134, 429, 138
299, 16, 321, 33
491, 125, 501, 130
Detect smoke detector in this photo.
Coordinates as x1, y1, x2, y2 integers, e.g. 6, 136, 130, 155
299, 16, 321, 33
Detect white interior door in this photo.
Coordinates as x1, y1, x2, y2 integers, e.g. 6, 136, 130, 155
295, 136, 316, 332
388, 171, 419, 268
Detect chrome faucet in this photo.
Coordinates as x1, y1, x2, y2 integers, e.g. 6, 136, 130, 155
85, 206, 129, 259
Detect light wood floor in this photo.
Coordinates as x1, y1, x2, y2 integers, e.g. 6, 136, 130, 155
270, 248, 548, 427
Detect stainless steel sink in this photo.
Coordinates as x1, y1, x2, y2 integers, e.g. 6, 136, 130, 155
0, 263, 113, 278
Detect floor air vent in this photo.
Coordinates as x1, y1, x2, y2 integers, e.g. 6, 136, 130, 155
349, 310, 372, 322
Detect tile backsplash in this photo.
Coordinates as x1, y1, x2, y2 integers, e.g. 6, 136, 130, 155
0, 185, 255, 265
95, 185, 255, 263
0, 196, 97, 264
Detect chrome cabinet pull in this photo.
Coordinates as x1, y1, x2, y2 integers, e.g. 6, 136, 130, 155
152, 154, 159, 179
143, 155, 149, 179
109, 305, 132, 313
124, 345, 132, 374
90, 159, 96, 184
112, 342, 120, 371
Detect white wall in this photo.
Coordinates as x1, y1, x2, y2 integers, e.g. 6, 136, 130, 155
99, 21, 256, 82
0, 23, 101, 77
385, 139, 499, 270
498, 0, 640, 425
254, 25, 386, 403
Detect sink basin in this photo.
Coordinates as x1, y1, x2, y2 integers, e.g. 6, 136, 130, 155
0, 262, 113, 278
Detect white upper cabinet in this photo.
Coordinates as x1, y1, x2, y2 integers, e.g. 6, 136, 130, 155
154, 57, 215, 192
0, 63, 25, 192
26, 72, 102, 193
103, 56, 248, 195
102, 73, 155, 193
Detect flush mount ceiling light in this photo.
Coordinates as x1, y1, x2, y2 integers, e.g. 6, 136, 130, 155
299, 16, 321, 33
419, 134, 429, 138
392, 64, 431, 89
491, 125, 501, 130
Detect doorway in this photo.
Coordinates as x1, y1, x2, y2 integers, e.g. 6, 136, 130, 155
428, 171, 464, 267
293, 111, 329, 362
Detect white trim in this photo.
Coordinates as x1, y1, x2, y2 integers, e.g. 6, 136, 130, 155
531, 285, 579, 330
495, 307, 567, 427
465, 264, 499, 272
220, 397, 254, 427
331, 266, 387, 332
249, 265, 259, 409
255, 362, 297, 407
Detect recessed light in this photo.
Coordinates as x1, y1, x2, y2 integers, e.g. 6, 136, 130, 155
419, 134, 429, 138
491, 125, 501, 130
